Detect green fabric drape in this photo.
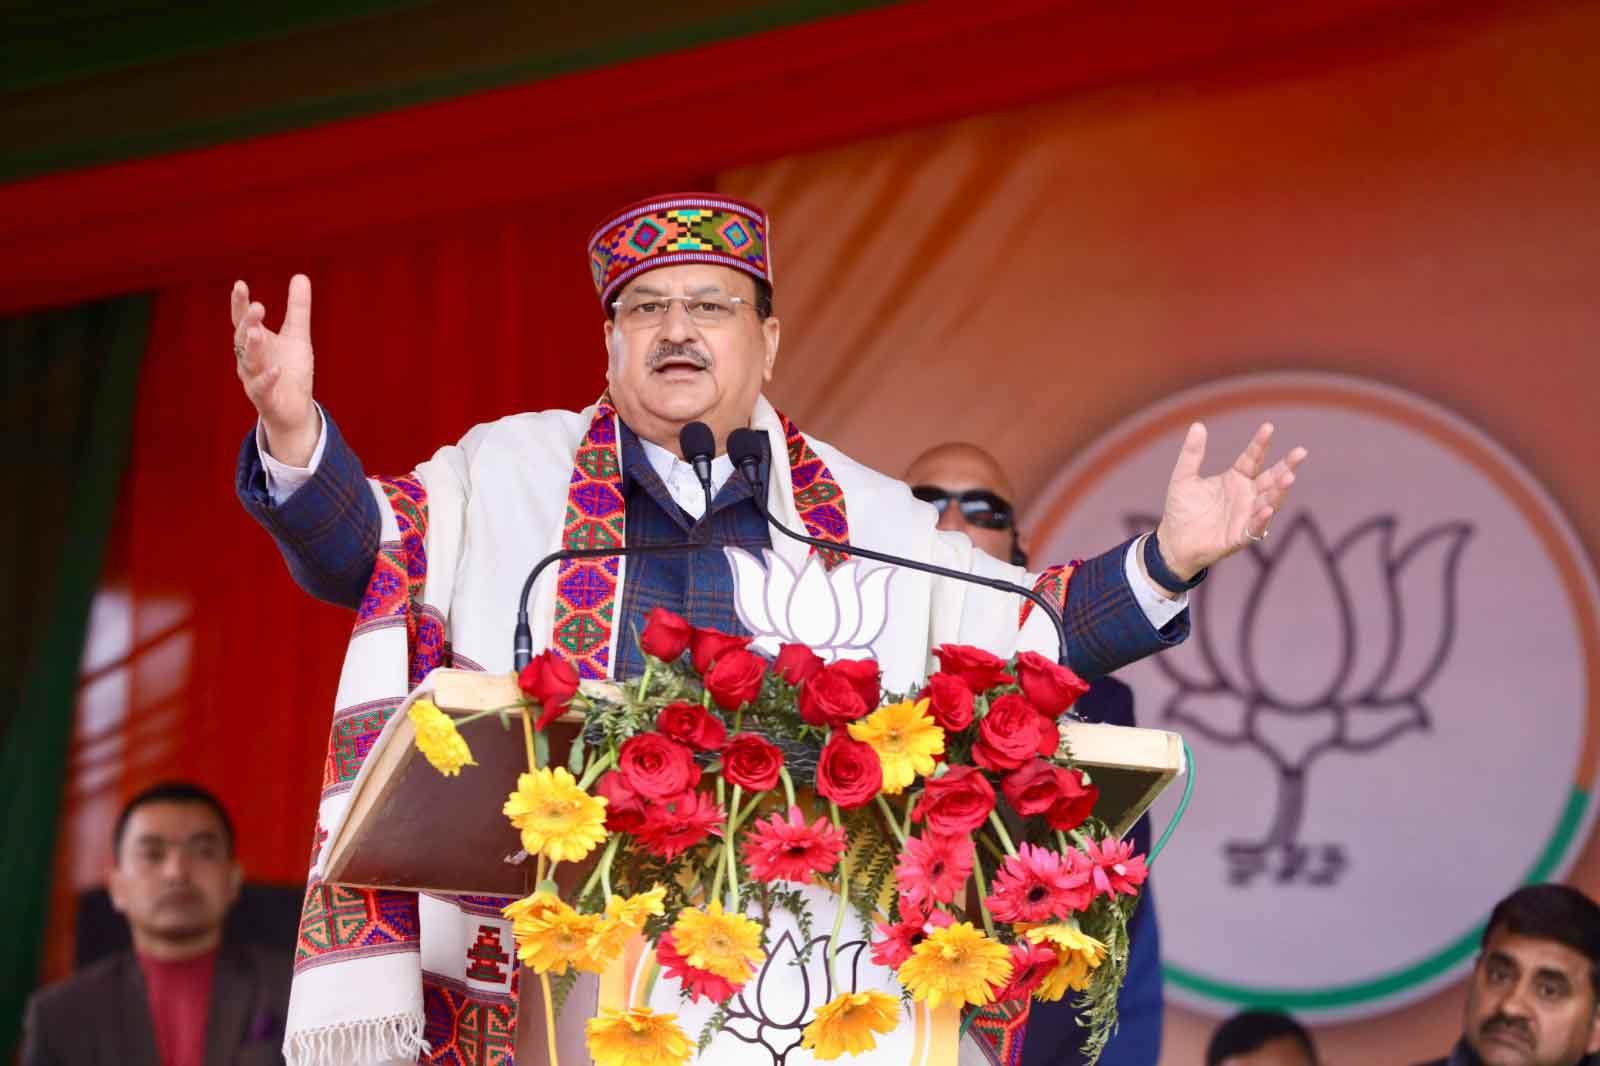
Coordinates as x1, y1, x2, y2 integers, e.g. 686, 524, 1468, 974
0, 294, 151, 1056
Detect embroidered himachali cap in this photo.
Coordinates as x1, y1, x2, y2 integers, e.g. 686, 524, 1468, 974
587, 193, 773, 309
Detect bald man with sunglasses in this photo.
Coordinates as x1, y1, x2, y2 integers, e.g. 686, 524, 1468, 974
906, 441, 1166, 1066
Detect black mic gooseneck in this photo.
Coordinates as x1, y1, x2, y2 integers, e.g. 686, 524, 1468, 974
511, 423, 723, 671
725, 428, 1074, 670
679, 421, 717, 516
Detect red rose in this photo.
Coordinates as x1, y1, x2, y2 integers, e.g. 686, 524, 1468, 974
775, 643, 825, 686
618, 733, 701, 799
933, 644, 1015, 694
815, 735, 882, 809
722, 733, 784, 792
973, 694, 1046, 772
1014, 651, 1090, 716
594, 770, 647, 833
830, 658, 882, 710
1035, 710, 1062, 757
640, 607, 692, 662
912, 765, 996, 835
516, 649, 580, 730
689, 627, 753, 675
920, 673, 975, 733
656, 702, 728, 752
798, 668, 869, 728
1001, 759, 1065, 817
1045, 767, 1099, 831
705, 648, 768, 712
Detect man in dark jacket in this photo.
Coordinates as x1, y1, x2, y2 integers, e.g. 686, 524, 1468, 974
1415, 883, 1600, 1066
21, 782, 291, 1066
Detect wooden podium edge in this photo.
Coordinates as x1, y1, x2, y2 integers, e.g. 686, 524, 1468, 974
325, 670, 1186, 889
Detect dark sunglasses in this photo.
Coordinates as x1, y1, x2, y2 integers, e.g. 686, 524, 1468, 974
910, 485, 1015, 530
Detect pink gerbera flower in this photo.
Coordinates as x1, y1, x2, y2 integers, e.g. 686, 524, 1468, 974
985, 843, 1093, 923
994, 939, 1059, 1003
870, 907, 956, 968
894, 832, 974, 913
741, 806, 848, 885
635, 790, 725, 860
656, 930, 738, 1003
1081, 836, 1149, 899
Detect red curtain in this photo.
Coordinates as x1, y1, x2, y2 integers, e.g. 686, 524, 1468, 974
43, 179, 694, 979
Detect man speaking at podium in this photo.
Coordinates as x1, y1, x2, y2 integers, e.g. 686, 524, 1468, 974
232, 193, 1304, 1065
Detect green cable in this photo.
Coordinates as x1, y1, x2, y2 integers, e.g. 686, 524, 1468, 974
1147, 738, 1195, 867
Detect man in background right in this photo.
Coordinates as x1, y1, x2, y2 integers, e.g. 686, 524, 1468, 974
904, 441, 1163, 1066
1416, 883, 1600, 1066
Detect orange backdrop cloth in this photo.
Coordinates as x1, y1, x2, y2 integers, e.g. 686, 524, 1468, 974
42, 183, 676, 982
716, 3, 1600, 1063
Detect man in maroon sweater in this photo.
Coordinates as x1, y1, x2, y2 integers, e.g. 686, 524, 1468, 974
22, 782, 290, 1066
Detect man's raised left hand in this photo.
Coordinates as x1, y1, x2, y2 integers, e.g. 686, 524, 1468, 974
1153, 421, 1307, 582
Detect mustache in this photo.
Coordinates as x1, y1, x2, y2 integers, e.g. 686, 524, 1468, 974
646, 341, 710, 371
1480, 1014, 1533, 1043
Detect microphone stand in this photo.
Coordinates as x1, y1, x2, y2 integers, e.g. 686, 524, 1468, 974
512, 538, 717, 671
726, 430, 1074, 669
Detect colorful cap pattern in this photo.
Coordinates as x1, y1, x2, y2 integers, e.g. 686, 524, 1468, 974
587, 193, 772, 309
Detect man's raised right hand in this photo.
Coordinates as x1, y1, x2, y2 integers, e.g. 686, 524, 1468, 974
232, 274, 319, 467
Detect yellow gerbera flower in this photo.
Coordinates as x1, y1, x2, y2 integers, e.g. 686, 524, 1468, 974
589, 885, 668, 964
606, 884, 668, 929
585, 1007, 691, 1066
1023, 923, 1107, 1000
501, 889, 563, 926
846, 698, 944, 794
670, 899, 766, 983
502, 766, 608, 863
510, 899, 608, 975
408, 698, 476, 776
896, 921, 1013, 1009
801, 990, 902, 1060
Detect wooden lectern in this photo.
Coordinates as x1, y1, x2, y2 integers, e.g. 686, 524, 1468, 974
322, 669, 1185, 896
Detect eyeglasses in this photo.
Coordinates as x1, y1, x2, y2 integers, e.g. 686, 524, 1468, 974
910, 485, 1016, 530
611, 294, 752, 328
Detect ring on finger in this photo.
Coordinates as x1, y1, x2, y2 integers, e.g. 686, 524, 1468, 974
233, 343, 246, 361
1245, 527, 1269, 543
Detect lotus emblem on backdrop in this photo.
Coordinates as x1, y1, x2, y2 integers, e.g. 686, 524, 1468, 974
1026, 373, 1600, 1020
1128, 512, 1472, 885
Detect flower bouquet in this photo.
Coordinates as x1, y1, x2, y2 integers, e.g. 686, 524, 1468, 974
408, 608, 1152, 1065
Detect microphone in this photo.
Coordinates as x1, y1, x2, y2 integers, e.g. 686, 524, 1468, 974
512, 426, 724, 670
725, 428, 1074, 669
679, 421, 716, 515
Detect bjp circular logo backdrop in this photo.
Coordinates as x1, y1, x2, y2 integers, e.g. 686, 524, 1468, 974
1028, 372, 1600, 1019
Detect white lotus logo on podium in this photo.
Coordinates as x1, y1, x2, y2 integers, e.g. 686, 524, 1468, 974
725, 548, 895, 660
1131, 512, 1471, 885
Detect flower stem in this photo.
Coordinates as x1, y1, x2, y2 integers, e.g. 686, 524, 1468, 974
580, 835, 621, 902
874, 795, 907, 847
1055, 830, 1071, 855
987, 810, 1018, 857
540, 972, 561, 1066
453, 700, 530, 727
977, 835, 1007, 863
725, 784, 744, 911
639, 661, 654, 702
826, 801, 849, 993
971, 853, 996, 938
779, 767, 797, 810
576, 750, 615, 790
521, 705, 537, 773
